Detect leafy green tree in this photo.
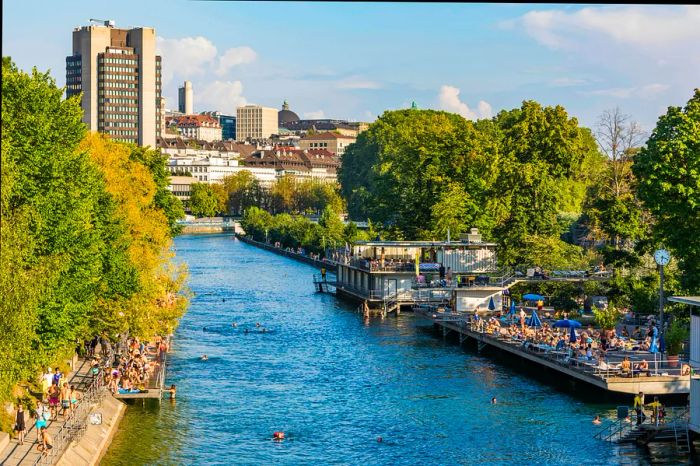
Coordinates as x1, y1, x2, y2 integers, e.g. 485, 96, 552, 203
430, 182, 474, 240
189, 183, 219, 218
130, 146, 185, 235
222, 170, 261, 216
633, 89, 700, 290
319, 205, 345, 249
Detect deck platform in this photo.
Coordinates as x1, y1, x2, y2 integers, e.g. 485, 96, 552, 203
414, 307, 689, 396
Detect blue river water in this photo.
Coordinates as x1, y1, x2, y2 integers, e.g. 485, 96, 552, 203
102, 234, 687, 465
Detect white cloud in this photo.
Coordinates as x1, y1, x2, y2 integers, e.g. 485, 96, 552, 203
303, 110, 325, 119
585, 83, 669, 99
156, 36, 218, 86
438, 85, 492, 120
516, 6, 700, 50
198, 81, 247, 114
550, 77, 588, 87
216, 46, 257, 77
336, 76, 381, 90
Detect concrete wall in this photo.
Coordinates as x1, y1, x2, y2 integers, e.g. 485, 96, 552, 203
74, 26, 111, 131
454, 288, 503, 313
131, 28, 157, 148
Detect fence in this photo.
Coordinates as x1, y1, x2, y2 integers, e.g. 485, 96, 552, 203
32, 352, 113, 466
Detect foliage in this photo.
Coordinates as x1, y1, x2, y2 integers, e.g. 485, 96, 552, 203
189, 183, 220, 218
593, 304, 620, 330
665, 319, 689, 356
0, 58, 187, 418
633, 89, 700, 291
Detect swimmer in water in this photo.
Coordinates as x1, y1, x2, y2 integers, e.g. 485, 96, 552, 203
232, 322, 237, 328
244, 329, 249, 334
256, 323, 261, 328
262, 328, 268, 333
491, 397, 497, 404
201, 355, 208, 361
203, 326, 207, 331
593, 415, 602, 425
222, 298, 226, 302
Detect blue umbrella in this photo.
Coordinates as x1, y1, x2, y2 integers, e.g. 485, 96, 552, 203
488, 296, 496, 311
552, 319, 582, 328
528, 310, 542, 328
509, 300, 516, 316
569, 326, 578, 343
523, 293, 545, 301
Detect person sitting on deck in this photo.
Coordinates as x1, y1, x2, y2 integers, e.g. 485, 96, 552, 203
620, 357, 632, 377
635, 359, 650, 377
682, 364, 692, 376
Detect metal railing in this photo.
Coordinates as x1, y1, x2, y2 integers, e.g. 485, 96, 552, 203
32, 352, 113, 466
595, 405, 689, 442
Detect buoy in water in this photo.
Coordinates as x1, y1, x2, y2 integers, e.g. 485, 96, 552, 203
273, 431, 285, 440
376, 436, 383, 443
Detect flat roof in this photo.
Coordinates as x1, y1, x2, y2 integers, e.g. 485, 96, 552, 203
354, 241, 497, 247
668, 296, 700, 307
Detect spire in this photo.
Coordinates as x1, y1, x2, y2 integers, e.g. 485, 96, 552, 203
282, 100, 289, 110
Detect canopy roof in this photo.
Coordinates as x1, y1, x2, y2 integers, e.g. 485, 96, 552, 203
354, 240, 497, 248
668, 296, 700, 307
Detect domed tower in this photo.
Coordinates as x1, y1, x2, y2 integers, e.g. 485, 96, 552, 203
278, 100, 300, 128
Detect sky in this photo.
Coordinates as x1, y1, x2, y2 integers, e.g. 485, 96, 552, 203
3, 2, 699, 131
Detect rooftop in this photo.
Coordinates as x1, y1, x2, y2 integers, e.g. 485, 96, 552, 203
302, 132, 356, 140
668, 296, 700, 307
355, 240, 498, 248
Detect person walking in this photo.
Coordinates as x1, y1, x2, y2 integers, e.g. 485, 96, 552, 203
37, 426, 53, 455
634, 391, 646, 426
14, 404, 26, 445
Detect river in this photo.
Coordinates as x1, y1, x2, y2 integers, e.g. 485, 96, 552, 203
102, 234, 687, 465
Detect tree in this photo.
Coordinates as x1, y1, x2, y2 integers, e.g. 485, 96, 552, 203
270, 175, 296, 213
430, 182, 474, 240
189, 183, 219, 218
633, 89, 700, 291
319, 205, 345, 249
222, 170, 260, 216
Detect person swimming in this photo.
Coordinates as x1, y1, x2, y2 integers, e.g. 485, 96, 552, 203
244, 329, 249, 334
201, 355, 208, 361
256, 323, 261, 328
593, 415, 602, 425
491, 397, 497, 404
232, 322, 237, 328
261, 328, 268, 333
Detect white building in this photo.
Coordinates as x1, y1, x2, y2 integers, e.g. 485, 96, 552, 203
168, 114, 222, 142
236, 105, 278, 140
669, 296, 700, 433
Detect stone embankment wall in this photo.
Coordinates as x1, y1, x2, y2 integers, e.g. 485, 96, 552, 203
55, 395, 125, 466
236, 235, 337, 271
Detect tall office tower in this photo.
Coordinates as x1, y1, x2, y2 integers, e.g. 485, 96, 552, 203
66, 20, 162, 147
178, 81, 193, 115
236, 105, 278, 140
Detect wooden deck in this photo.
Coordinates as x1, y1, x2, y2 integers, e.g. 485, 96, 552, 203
415, 307, 690, 396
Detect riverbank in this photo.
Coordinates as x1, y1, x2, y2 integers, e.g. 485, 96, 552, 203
55, 395, 125, 466
236, 234, 337, 271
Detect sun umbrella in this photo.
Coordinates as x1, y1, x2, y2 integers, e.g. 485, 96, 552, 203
649, 326, 659, 353
569, 326, 578, 343
488, 296, 496, 311
509, 300, 516, 316
523, 293, 545, 301
528, 309, 542, 328
553, 319, 582, 329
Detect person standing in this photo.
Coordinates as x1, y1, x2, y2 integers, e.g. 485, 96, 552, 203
14, 404, 26, 445
321, 266, 327, 281
634, 391, 646, 425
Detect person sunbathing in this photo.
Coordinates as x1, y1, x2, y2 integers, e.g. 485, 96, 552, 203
620, 357, 632, 376
635, 359, 650, 376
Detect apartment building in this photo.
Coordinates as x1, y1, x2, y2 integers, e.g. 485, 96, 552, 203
236, 105, 278, 140
66, 20, 161, 147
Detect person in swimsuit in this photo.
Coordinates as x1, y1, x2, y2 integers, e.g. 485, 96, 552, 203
70, 385, 79, 408
35, 403, 48, 442
48, 385, 59, 420
37, 427, 53, 454
14, 404, 26, 445
60, 382, 71, 416
168, 384, 176, 400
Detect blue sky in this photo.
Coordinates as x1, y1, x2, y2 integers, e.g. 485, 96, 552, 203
3, 2, 699, 131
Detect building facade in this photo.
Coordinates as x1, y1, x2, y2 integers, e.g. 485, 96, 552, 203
201, 111, 236, 140
236, 105, 278, 140
299, 132, 357, 156
178, 80, 193, 114
66, 20, 161, 147
167, 115, 222, 142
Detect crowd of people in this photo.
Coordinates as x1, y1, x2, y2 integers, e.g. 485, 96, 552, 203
106, 336, 167, 394
463, 307, 687, 377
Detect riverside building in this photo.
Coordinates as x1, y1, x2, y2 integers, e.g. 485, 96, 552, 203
66, 19, 161, 147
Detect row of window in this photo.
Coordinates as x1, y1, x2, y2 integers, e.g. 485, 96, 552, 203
102, 121, 138, 128
99, 82, 137, 89
100, 66, 137, 73
308, 142, 329, 148
101, 74, 138, 81
100, 98, 137, 104
66, 84, 81, 91
100, 90, 137, 97
100, 105, 138, 112
102, 57, 137, 64
102, 113, 138, 121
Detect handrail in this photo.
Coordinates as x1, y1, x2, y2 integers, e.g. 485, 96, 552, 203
32, 350, 113, 466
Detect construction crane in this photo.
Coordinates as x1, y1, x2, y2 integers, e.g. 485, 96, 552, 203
89, 18, 115, 27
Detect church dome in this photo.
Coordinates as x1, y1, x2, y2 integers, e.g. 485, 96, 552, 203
278, 100, 300, 126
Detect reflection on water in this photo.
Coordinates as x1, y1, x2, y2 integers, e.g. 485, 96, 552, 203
103, 234, 695, 465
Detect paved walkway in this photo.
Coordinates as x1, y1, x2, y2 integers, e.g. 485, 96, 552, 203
0, 359, 96, 466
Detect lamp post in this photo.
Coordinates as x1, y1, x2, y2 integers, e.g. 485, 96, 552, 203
654, 248, 671, 358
